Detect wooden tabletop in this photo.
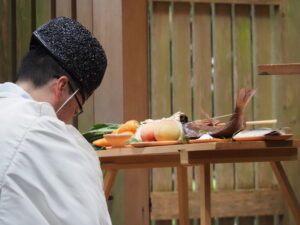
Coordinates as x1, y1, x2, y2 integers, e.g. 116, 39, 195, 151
97, 140, 300, 170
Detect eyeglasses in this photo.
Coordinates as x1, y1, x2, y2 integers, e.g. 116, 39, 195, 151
54, 77, 84, 117
68, 82, 84, 117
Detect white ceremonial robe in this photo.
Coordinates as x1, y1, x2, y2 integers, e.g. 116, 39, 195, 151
0, 83, 112, 225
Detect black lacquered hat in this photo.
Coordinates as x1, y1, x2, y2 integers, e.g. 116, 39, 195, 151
29, 17, 107, 101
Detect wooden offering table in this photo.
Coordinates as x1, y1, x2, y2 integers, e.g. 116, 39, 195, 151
97, 140, 300, 225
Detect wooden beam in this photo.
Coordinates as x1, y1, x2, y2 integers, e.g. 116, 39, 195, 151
103, 170, 118, 200
150, 189, 284, 219
151, 0, 282, 6
180, 147, 298, 165
98, 141, 300, 169
270, 161, 300, 224
258, 63, 300, 75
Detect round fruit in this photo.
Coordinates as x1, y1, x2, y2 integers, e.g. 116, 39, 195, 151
154, 120, 182, 141
140, 123, 156, 142
117, 120, 140, 134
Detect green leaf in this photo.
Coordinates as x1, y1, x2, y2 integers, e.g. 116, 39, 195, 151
82, 123, 120, 143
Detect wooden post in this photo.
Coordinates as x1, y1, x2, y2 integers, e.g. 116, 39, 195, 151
93, 0, 149, 225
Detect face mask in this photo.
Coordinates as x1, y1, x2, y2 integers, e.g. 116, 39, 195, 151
55, 88, 80, 115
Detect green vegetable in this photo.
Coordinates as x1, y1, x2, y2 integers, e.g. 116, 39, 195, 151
82, 123, 120, 143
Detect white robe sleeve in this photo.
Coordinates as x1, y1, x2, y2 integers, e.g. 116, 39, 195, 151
1, 115, 112, 225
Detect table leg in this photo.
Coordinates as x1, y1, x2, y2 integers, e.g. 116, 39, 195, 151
177, 165, 189, 225
103, 170, 118, 201
199, 164, 211, 225
270, 161, 300, 225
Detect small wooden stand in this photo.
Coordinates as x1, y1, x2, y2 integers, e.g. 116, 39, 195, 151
98, 141, 300, 225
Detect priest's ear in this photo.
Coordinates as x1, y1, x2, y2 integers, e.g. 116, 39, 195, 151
53, 76, 69, 99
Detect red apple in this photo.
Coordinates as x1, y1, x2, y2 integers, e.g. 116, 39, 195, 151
140, 122, 156, 142
154, 120, 182, 141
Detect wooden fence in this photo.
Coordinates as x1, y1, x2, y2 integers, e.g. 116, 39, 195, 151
1, 0, 300, 225
149, 2, 284, 225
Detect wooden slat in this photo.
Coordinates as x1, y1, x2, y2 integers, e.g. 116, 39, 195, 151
152, 0, 282, 6
255, 5, 276, 204
0, 0, 14, 82
193, 3, 212, 122
35, 0, 53, 27
56, 0, 73, 18
234, 5, 253, 101
234, 5, 255, 225
213, 5, 235, 224
172, 2, 194, 197
172, 2, 192, 119
151, 3, 173, 225
192, 5, 213, 223
16, 0, 32, 69
76, 0, 95, 132
150, 189, 284, 220
213, 3, 233, 150
255, 7, 276, 125
151, 2, 172, 120
150, 6, 173, 224
214, 2, 234, 185
258, 63, 300, 75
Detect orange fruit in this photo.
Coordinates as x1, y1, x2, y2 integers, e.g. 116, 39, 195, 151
117, 131, 134, 136
117, 120, 140, 134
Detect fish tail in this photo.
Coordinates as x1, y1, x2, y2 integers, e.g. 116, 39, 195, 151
235, 88, 256, 113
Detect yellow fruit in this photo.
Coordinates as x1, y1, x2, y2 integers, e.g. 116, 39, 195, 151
154, 120, 182, 141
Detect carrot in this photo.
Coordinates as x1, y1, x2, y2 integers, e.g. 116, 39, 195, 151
92, 138, 111, 147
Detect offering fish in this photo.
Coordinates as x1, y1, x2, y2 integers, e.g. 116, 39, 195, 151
184, 88, 256, 138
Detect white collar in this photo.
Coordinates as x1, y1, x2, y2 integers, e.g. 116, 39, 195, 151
0, 82, 32, 100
